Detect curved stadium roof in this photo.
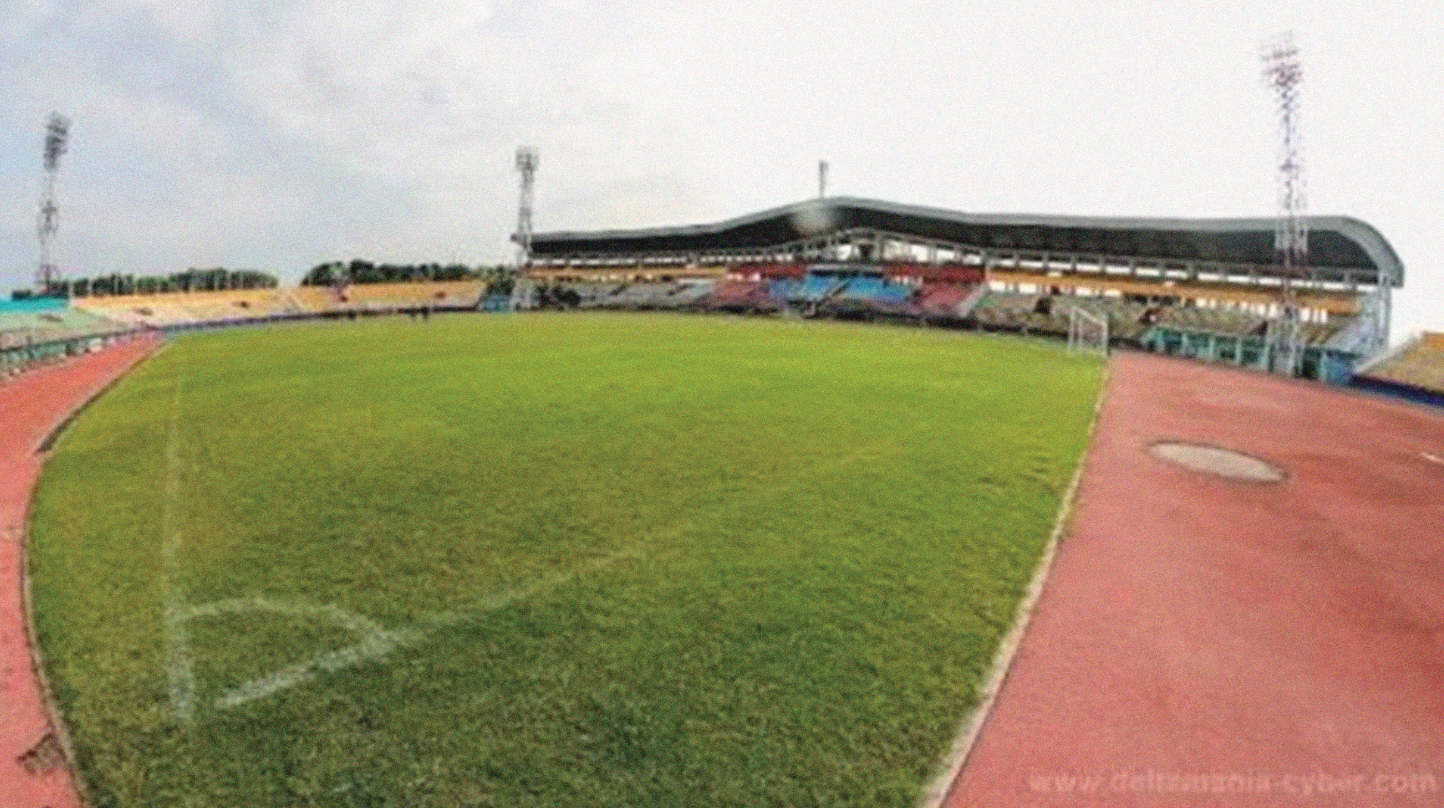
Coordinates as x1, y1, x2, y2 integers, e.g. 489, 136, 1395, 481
529, 197, 1403, 287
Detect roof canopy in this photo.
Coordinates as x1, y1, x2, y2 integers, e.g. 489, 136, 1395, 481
529, 197, 1403, 287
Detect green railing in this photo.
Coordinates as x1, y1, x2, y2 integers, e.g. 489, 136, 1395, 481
1142, 327, 1359, 384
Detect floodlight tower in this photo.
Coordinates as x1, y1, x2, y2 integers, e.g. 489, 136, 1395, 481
36, 112, 71, 291
1261, 33, 1307, 375
511, 147, 538, 310
514, 147, 538, 267
818, 160, 828, 199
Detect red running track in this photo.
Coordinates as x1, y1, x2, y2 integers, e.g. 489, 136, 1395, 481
1, 336, 161, 808
946, 351, 1444, 807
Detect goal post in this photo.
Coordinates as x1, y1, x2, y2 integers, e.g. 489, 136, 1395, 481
1067, 304, 1109, 358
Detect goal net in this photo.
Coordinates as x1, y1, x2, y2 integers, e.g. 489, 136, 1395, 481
1067, 304, 1109, 358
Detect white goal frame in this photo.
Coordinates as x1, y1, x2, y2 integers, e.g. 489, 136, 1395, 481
1067, 305, 1109, 357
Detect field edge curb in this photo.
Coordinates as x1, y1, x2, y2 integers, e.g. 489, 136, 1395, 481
19, 335, 166, 808
915, 357, 1114, 808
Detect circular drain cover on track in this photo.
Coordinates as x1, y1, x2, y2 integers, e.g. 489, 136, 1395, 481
1148, 441, 1286, 483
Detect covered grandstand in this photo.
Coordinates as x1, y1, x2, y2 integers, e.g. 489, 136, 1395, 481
521, 197, 1404, 380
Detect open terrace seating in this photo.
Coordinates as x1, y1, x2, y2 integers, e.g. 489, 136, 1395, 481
332, 281, 486, 311
75, 289, 308, 327
0, 302, 135, 377
1354, 333, 1444, 395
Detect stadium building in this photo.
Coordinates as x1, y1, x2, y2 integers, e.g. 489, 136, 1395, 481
521, 197, 1404, 382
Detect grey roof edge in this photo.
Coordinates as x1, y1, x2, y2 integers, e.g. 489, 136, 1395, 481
1326, 215, 1405, 286
530, 197, 1404, 285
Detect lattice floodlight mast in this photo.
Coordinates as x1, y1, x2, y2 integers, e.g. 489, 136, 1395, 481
818, 160, 828, 199
1262, 33, 1307, 375
514, 147, 538, 266
37, 112, 70, 291
512, 147, 538, 310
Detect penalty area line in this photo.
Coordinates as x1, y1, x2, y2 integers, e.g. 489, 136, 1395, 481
154, 357, 652, 722
171, 544, 647, 717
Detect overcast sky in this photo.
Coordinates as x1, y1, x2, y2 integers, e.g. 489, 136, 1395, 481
1, 0, 1439, 339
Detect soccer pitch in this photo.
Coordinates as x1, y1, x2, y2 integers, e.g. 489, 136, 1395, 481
30, 312, 1102, 807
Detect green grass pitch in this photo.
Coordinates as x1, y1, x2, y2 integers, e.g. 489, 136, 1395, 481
30, 312, 1103, 807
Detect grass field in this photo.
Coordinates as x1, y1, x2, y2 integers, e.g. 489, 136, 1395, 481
30, 312, 1103, 807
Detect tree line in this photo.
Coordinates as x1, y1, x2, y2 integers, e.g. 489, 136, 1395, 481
301, 260, 509, 287
9, 261, 516, 301
13, 268, 279, 300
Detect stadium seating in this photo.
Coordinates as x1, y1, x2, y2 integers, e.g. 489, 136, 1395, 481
767, 278, 802, 302
735, 262, 808, 281
0, 300, 135, 377
915, 283, 983, 320
75, 282, 488, 327
1353, 333, 1444, 395
965, 290, 1318, 345
967, 292, 1164, 339
704, 280, 776, 313
0, 305, 125, 345
819, 275, 916, 318
286, 286, 346, 316
794, 274, 847, 303
562, 282, 624, 307
326, 281, 486, 312
968, 292, 1063, 333
1154, 305, 1266, 337
653, 281, 716, 309
76, 289, 307, 327
583, 282, 675, 309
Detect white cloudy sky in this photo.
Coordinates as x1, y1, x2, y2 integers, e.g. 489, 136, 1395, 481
1, 0, 1439, 339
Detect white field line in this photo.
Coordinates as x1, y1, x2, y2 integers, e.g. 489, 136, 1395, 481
204, 598, 424, 710
161, 378, 196, 724
1423, 452, 1443, 465
209, 545, 644, 712
157, 358, 648, 721
166, 539, 645, 717
916, 361, 1113, 808
181, 409, 890, 717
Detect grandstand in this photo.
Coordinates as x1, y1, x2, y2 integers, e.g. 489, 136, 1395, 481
73, 288, 307, 328
67, 281, 487, 328
0, 298, 125, 342
0, 297, 129, 377
522, 197, 1403, 381
1, 281, 501, 379
703, 279, 779, 314
1350, 332, 1444, 406
324, 279, 486, 312
1, 196, 1409, 388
